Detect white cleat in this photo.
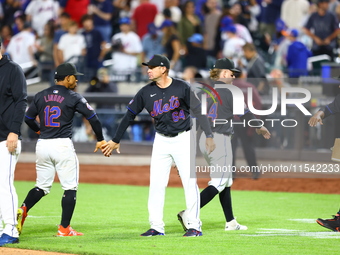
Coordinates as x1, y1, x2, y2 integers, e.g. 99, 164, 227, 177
225, 219, 248, 231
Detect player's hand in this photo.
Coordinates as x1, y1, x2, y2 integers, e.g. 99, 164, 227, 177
94, 140, 107, 153
205, 137, 216, 154
308, 115, 323, 126
6, 132, 18, 153
256, 126, 271, 139
101, 140, 120, 157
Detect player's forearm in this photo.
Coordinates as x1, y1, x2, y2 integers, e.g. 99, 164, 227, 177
195, 114, 213, 137
25, 117, 40, 133
112, 110, 136, 143
315, 110, 325, 119
88, 115, 104, 141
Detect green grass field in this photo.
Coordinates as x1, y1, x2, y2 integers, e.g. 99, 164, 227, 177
7, 181, 340, 255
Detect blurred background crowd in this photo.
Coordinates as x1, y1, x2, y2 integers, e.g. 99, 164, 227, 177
3, 0, 340, 155
2, 0, 340, 86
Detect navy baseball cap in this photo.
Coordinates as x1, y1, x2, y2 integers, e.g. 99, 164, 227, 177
159, 20, 173, 29
213, 58, 240, 73
188, 33, 203, 44
55, 63, 84, 76
289, 29, 299, 38
119, 17, 130, 25
148, 23, 157, 35
220, 16, 233, 27
142, 54, 170, 69
221, 25, 236, 33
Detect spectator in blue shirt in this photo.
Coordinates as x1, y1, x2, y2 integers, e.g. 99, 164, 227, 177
81, 14, 107, 82
141, 23, 164, 62
286, 29, 312, 78
88, 0, 113, 42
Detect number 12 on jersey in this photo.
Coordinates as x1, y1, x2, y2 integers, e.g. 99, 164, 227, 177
44, 105, 61, 127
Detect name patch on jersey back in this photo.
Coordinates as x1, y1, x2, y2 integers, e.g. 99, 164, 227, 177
44, 94, 65, 104
150, 96, 180, 117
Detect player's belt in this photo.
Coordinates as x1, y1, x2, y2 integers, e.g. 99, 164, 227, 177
158, 128, 191, 138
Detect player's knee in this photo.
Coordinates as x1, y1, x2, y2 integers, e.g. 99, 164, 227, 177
35, 186, 49, 196
63, 190, 77, 199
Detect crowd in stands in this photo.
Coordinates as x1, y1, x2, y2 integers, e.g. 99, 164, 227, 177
3, 0, 337, 144
1, 0, 340, 92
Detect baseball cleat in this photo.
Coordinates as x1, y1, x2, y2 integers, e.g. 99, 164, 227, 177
177, 210, 188, 231
57, 225, 84, 236
0, 234, 19, 246
140, 229, 165, 237
316, 214, 340, 232
225, 219, 248, 231
17, 205, 28, 235
183, 228, 202, 237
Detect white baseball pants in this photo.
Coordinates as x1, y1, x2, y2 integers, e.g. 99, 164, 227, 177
0, 140, 21, 238
35, 138, 79, 194
199, 132, 233, 192
148, 130, 201, 233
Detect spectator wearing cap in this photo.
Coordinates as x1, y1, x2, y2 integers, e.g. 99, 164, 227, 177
159, 19, 181, 71
303, 0, 340, 61
259, 0, 284, 38
178, 0, 202, 45
286, 29, 312, 78
221, 25, 245, 67
271, 19, 292, 70
185, 33, 207, 69
25, 0, 59, 37
110, 17, 143, 74
87, 0, 113, 43
281, 0, 309, 30
220, 16, 253, 44
59, 0, 90, 26
131, 0, 158, 39
142, 23, 164, 62
81, 14, 107, 82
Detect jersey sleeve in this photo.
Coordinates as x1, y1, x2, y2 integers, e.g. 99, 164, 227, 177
9, 64, 28, 135
126, 88, 145, 116
323, 94, 340, 118
74, 95, 97, 120
25, 98, 40, 133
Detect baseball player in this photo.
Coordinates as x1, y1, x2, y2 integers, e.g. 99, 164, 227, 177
101, 54, 215, 237
309, 88, 340, 232
0, 38, 27, 247
16, 63, 106, 236
178, 58, 271, 231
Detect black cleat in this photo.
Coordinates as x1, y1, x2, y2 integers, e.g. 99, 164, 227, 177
140, 228, 165, 237
183, 228, 202, 237
316, 214, 340, 232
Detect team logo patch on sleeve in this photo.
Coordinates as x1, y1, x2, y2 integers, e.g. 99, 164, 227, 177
86, 103, 94, 111
129, 99, 134, 105
81, 98, 87, 104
